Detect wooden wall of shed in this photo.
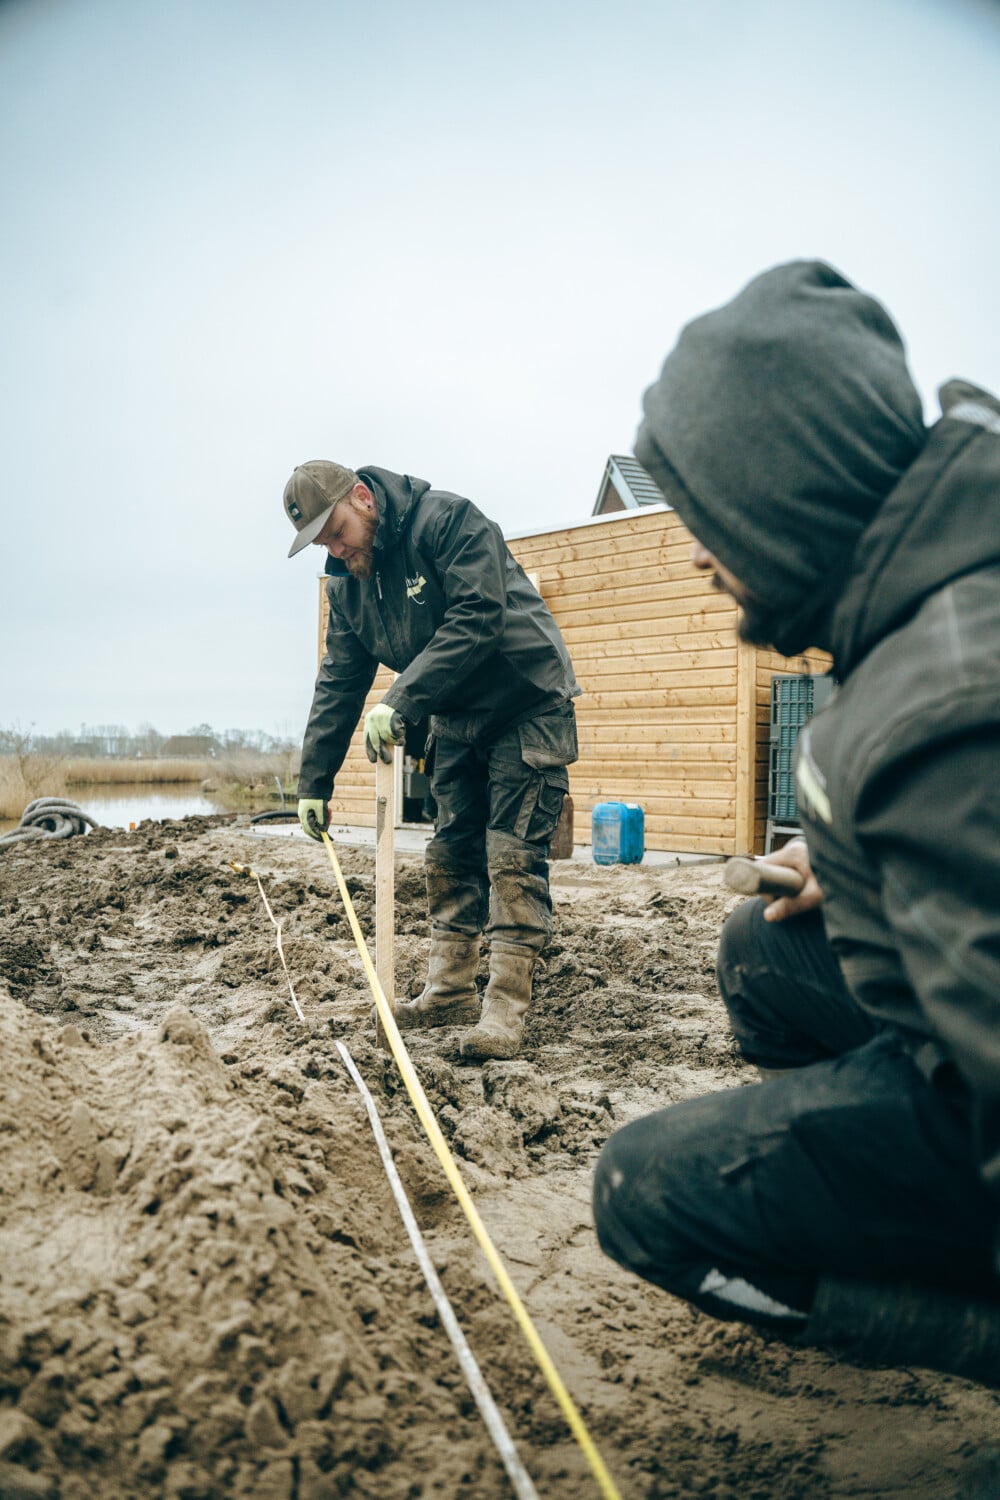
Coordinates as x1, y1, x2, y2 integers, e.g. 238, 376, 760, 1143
507, 508, 829, 856
313, 509, 830, 852
510, 509, 738, 854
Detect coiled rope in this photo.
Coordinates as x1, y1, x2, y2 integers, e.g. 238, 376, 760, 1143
0, 798, 100, 848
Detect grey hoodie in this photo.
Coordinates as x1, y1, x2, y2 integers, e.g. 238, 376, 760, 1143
635, 260, 1000, 1245
635, 260, 926, 657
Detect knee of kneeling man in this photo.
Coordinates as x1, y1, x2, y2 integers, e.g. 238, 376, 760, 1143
716, 896, 766, 991
592, 1122, 657, 1256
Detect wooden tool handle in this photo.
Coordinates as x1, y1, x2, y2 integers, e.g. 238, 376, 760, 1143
724, 856, 805, 898
374, 753, 396, 1050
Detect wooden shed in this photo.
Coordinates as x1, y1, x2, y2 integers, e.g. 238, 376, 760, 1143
314, 463, 828, 856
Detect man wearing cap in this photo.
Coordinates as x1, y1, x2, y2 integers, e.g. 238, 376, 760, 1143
592, 260, 1000, 1386
284, 461, 580, 1061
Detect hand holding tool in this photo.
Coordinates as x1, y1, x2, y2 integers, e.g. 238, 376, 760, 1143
364, 704, 407, 764
724, 856, 805, 898
298, 798, 328, 841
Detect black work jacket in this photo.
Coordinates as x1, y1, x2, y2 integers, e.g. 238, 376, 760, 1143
796, 382, 1000, 1214
298, 467, 579, 798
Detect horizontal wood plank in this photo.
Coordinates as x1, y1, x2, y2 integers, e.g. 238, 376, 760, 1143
569, 630, 734, 660
580, 723, 736, 744
515, 536, 698, 580
559, 596, 736, 632
552, 574, 732, 617
578, 696, 737, 717
578, 764, 736, 785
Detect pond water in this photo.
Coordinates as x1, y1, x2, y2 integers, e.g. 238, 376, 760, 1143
0, 782, 238, 836
77, 784, 233, 829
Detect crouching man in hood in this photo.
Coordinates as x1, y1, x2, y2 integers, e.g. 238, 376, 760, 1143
284, 461, 580, 1062
593, 260, 1000, 1386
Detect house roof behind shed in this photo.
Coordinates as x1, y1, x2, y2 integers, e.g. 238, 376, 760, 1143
592, 454, 666, 515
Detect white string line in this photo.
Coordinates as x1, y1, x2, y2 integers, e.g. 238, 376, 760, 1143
241, 864, 305, 1022
335, 1040, 540, 1500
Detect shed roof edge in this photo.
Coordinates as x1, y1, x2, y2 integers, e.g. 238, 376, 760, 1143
507, 500, 672, 543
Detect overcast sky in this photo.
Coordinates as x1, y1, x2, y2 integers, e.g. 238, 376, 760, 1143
2, 0, 998, 741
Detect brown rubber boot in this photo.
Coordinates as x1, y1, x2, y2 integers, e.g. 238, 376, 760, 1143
392, 933, 482, 1030
459, 943, 536, 1061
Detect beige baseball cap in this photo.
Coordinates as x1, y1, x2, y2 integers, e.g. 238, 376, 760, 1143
283, 461, 359, 557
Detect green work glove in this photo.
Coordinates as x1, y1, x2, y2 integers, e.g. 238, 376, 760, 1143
297, 798, 328, 841
363, 705, 406, 764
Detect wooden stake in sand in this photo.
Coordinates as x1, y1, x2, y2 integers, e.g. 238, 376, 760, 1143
374, 751, 396, 1048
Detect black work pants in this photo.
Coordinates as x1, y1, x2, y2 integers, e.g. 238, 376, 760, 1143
593, 897, 998, 1331
423, 703, 576, 952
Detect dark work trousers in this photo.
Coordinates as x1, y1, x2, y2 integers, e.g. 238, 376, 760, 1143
593, 897, 998, 1332
423, 702, 576, 953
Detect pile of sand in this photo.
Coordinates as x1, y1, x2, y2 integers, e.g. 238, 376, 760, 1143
0, 817, 996, 1498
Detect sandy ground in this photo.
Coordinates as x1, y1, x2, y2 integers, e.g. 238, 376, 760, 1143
0, 814, 997, 1500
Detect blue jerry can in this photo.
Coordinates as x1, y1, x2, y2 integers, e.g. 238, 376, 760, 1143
591, 802, 645, 866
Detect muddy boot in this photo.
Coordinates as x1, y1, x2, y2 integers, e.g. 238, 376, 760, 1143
392, 933, 482, 1030
804, 1274, 1000, 1387
459, 942, 535, 1061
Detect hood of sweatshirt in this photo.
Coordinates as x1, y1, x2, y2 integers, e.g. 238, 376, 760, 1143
829, 378, 1000, 676
633, 260, 927, 658
323, 467, 431, 578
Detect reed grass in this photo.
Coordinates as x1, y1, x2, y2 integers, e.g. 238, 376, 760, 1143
64, 757, 210, 786
0, 757, 68, 820
0, 750, 301, 822
0, 755, 208, 821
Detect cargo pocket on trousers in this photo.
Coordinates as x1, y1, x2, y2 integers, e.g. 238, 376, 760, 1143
514, 769, 569, 842
516, 704, 578, 770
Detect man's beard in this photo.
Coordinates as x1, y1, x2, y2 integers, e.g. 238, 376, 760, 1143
711, 570, 834, 658
342, 496, 378, 579
735, 597, 781, 649
710, 572, 775, 650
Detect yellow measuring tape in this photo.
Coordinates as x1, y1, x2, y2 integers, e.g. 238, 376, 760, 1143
316, 830, 623, 1500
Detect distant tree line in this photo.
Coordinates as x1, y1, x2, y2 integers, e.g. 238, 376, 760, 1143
0, 723, 299, 760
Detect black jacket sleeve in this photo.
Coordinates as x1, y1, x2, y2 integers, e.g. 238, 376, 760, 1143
381, 497, 508, 725
297, 580, 378, 799
860, 731, 1000, 1209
